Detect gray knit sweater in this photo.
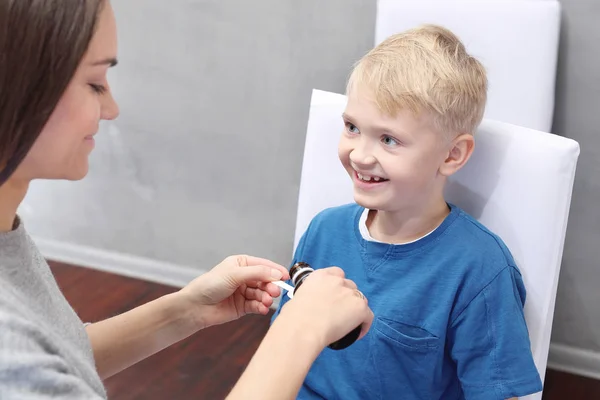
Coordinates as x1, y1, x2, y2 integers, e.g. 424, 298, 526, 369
0, 218, 106, 399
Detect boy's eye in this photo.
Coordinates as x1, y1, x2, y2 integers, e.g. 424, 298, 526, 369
89, 83, 107, 95
345, 122, 360, 134
382, 135, 399, 146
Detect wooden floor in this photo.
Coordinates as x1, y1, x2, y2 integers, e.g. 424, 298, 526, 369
49, 261, 600, 400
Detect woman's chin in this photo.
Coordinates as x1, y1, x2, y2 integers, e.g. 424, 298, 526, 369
65, 168, 89, 181
55, 164, 90, 181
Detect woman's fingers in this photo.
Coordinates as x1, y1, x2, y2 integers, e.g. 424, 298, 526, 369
343, 279, 358, 291
238, 256, 290, 279
357, 307, 374, 340
232, 265, 284, 286
279, 267, 373, 347
261, 282, 283, 297
322, 266, 345, 277
244, 299, 270, 316
244, 287, 274, 307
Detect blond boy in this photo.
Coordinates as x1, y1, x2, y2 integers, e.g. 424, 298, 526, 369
273, 24, 542, 399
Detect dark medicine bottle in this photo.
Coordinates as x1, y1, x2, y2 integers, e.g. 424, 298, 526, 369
289, 262, 362, 350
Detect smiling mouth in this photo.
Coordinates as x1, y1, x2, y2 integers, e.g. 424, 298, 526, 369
355, 171, 389, 183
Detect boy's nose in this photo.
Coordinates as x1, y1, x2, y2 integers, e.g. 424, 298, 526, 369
349, 148, 377, 167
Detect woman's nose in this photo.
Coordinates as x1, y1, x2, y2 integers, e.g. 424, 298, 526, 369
101, 88, 120, 121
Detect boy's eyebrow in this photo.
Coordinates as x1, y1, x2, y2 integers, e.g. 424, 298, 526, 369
91, 57, 118, 67
342, 112, 407, 137
373, 125, 407, 137
342, 113, 362, 126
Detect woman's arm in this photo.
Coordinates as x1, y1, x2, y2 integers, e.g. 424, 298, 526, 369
87, 255, 289, 379
227, 313, 322, 400
86, 292, 195, 379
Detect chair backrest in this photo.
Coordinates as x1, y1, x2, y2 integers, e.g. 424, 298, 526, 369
375, 0, 561, 132
295, 89, 580, 398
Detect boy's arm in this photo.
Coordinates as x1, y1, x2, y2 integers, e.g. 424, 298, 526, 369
448, 267, 542, 400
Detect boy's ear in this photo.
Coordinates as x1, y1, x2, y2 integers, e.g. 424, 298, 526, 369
439, 133, 475, 177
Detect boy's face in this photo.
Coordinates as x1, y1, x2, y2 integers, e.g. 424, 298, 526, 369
338, 91, 451, 213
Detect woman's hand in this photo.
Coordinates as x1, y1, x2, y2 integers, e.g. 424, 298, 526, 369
86, 255, 288, 379
277, 267, 374, 348
176, 255, 290, 330
227, 267, 373, 400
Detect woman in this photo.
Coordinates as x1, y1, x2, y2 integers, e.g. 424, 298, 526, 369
0, 1, 373, 399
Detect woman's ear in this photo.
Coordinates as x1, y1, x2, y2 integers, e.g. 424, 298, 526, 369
439, 133, 475, 177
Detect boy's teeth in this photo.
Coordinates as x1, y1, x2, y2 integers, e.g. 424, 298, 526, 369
357, 172, 384, 182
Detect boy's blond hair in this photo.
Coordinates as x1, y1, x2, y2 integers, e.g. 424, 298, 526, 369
346, 24, 487, 136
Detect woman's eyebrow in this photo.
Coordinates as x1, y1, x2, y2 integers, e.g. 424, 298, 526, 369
91, 57, 118, 67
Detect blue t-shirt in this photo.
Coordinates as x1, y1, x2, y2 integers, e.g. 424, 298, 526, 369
272, 203, 542, 400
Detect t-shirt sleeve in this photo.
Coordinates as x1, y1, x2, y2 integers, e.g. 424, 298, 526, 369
0, 310, 103, 399
448, 266, 543, 400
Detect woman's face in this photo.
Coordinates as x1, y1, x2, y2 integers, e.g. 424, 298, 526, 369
14, 1, 120, 182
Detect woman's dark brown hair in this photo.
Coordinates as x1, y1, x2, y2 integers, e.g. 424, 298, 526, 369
0, 0, 106, 185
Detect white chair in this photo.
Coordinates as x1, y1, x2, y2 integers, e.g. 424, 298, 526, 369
375, 0, 561, 132
294, 89, 580, 399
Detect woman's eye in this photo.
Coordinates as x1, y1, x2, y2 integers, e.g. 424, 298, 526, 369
382, 135, 399, 146
89, 84, 107, 95
346, 123, 360, 134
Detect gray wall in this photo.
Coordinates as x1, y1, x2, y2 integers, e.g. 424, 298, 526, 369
550, 0, 600, 352
21, 0, 375, 270
19, 0, 600, 372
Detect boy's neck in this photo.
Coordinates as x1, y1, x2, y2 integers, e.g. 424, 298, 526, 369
366, 198, 450, 244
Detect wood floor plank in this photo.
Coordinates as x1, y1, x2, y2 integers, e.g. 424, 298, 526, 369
48, 261, 600, 399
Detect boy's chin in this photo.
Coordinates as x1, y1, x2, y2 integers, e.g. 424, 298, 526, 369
353, 194, 383, 211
